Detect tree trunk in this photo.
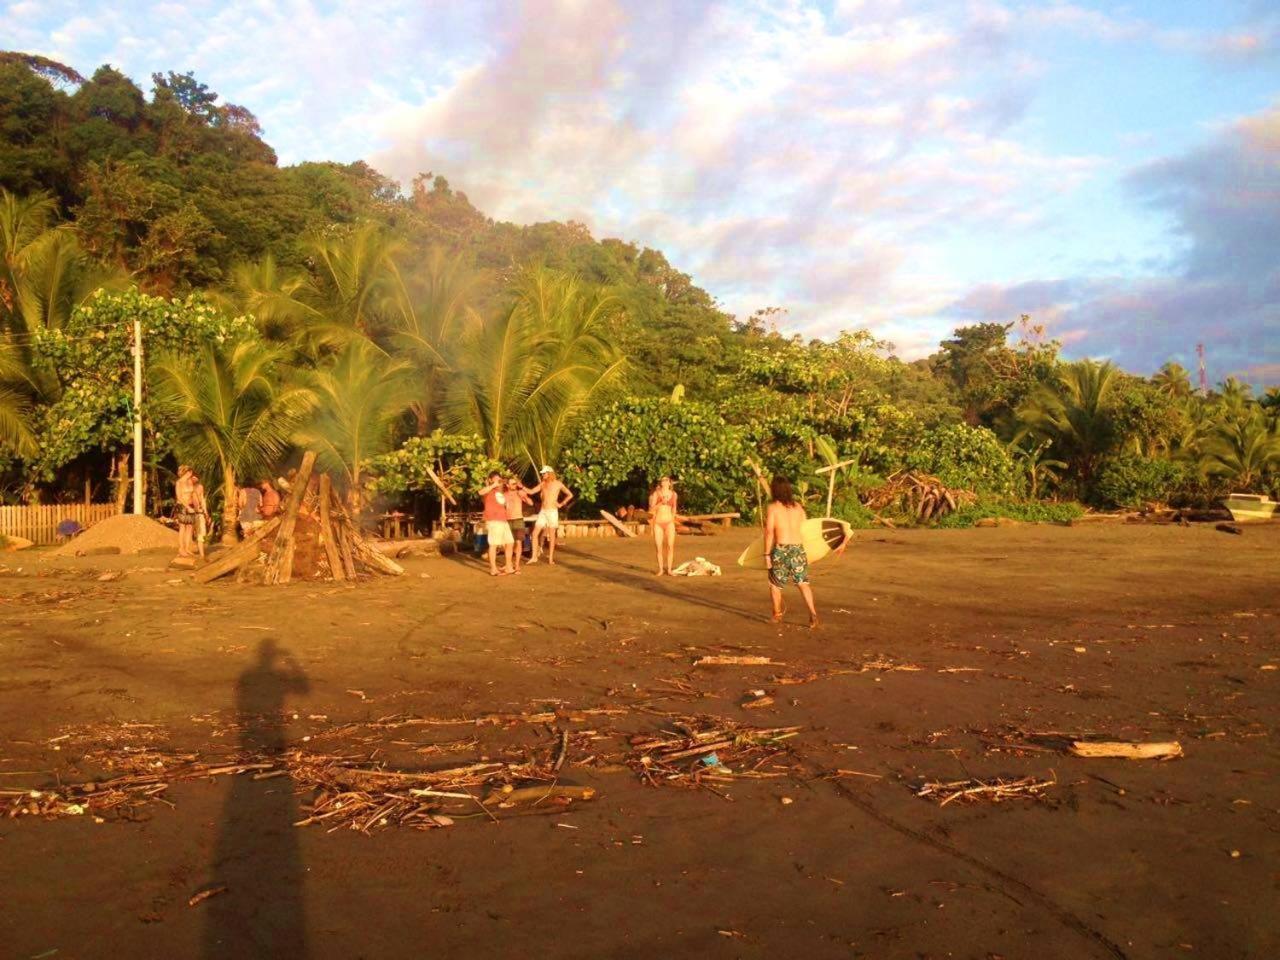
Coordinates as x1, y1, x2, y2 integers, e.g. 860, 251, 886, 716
222, 463, 239, 545
113, 453, 130, 514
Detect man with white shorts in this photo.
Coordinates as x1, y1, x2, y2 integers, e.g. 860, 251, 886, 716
479, 471, 515, 576
529, 466, 574, 566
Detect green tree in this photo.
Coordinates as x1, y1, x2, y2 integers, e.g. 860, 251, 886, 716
1016, 359, 1122, 486
294, 338, 414, 495
1200, 410, 1280, 491
443, 267, 625, 465
151, 338, 314, 542
1152, 361, 1192, 399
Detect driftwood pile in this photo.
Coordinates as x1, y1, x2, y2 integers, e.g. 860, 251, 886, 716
195, 451, 403, 585
862, 471, 976, 522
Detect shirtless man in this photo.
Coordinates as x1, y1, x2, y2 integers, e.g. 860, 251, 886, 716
504, 475, 534, 572
174, 465, 199, 558
528, 466, 574, 566
764, 474, 820, 628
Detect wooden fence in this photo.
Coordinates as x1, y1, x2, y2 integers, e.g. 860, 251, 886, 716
0, 503, 119, 545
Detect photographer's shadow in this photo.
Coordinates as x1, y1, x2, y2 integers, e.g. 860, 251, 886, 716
202, 639, 310, 959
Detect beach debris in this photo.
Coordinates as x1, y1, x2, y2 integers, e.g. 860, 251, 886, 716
1069, 740, 1183, 760
915, 774, 1056, 806
695, 655, 781, 667
1215, 522, 1243, 535
741, 689, 774, 709
671, 557, 721, 576
625, 718, 802, 795
187, 884, 229, 908
862, 471, 976, 523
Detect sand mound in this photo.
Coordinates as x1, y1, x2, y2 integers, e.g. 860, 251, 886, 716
52, 513, 178, 557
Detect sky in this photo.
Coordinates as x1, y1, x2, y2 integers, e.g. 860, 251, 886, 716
3, 0, 1278, 384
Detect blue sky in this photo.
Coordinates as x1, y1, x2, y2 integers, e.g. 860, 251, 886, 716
3, 0, 1278, 383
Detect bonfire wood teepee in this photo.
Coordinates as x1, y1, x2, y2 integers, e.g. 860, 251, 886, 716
195, 451, 404, 584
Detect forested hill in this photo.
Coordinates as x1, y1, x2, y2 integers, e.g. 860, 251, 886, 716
3, 53, 1276, 517
0, 52, 736, 393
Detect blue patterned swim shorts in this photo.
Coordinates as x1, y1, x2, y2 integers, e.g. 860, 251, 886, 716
768, 544, 809, 587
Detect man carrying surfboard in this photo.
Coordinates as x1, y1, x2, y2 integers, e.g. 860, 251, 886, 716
764, 475, 821, 628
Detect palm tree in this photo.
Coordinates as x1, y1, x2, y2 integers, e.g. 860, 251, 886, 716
1015, 359, 1122, 482
444, 267, 626, 466
294, 338, 415, 495
303, 223, 406, 345
216, 253, 319, 345
1200, 410, 1280, 490
388, 246, 476, 435
151, 339, 315, 543
1152, 362, 1192, 399
0, 189, 122, 455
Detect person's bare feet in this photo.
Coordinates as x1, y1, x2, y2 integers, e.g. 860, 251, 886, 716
809, 614, 820, 630
770, 604, 785, 623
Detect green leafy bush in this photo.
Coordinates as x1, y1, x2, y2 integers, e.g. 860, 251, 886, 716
561, 397, 751, 512
368, 431, 504, 499
904, 423, 1015, 494
935, 500, 1085, 528
1094, 455, 1187, 508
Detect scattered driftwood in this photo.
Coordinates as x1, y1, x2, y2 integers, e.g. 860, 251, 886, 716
1216, 522, 1243, 536
1070, 740, 1183, 760
862, 471, 976, 522
916, 774, 1056, 806
626, 719, 802, 796
694, 655, 781, 667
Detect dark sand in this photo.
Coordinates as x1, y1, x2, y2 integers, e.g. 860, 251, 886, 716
2, 523, 1277, 960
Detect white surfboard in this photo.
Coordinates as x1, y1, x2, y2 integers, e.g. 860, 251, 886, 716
737, 517, 852, 569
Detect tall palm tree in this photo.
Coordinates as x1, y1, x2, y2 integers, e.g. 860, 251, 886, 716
1200, 410, 1280, 490
444, 267, 626, 466
388, 246, 477, 435
294, 338, 415, 495
0, 189, 122, 454
1015, 359, 1122, 482
1152, 361, 1192, 399
151, 339, 316, 543
303, 223, 406, 345
216, 253, 319, 345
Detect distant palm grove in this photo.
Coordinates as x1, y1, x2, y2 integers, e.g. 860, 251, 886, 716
1, 52, 1277, 536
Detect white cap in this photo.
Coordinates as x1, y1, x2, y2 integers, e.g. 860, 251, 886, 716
539, 465, 554, 474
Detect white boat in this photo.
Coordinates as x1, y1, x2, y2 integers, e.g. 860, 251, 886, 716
1223, 493, 1278, 522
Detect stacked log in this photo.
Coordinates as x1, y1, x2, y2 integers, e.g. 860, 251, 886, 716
195, 451, 403, 585
862, 471, 976, 523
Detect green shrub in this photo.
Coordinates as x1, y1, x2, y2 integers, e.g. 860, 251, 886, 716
829, 490, 877, 528
935, 500, 1085, 528
904, 423, 1016, 494
1095, 455, 1187, 508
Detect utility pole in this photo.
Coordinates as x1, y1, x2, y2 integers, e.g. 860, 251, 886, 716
1196, 343, 1208, 397
132, 316, 144, 515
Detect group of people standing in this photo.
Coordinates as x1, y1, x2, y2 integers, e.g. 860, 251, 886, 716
479, 466, 574, 576
479, 467, 828, 628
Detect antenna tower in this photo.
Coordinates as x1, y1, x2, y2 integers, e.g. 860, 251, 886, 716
1196, 343, 1207, 396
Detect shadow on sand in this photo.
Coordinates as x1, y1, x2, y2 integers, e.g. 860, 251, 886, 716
201, 638, 310, 959
555, 544, 768, 624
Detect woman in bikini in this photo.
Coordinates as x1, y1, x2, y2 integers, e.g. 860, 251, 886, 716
649, 476, 678, 575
